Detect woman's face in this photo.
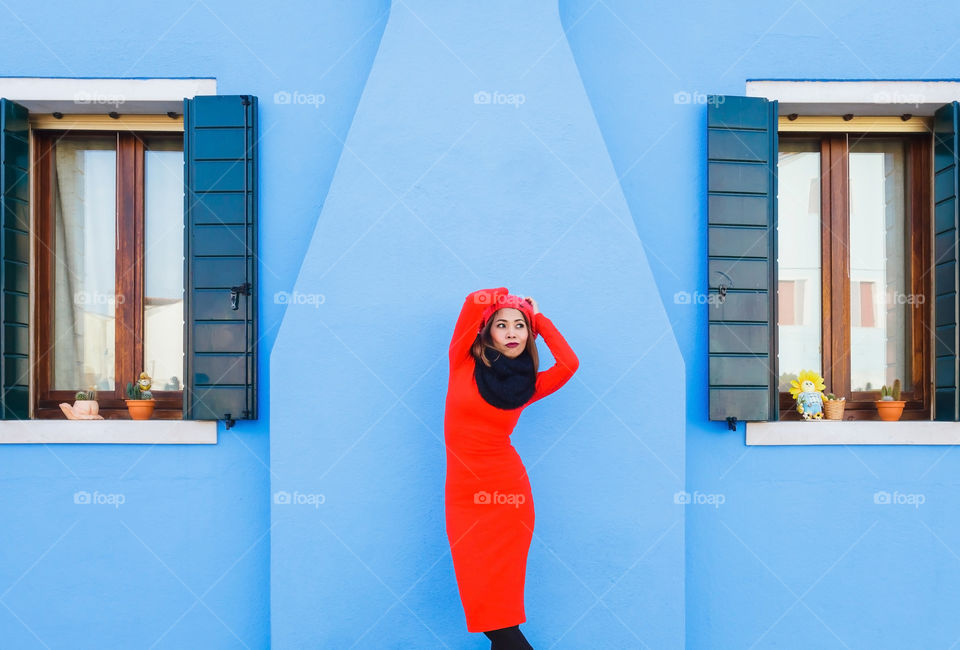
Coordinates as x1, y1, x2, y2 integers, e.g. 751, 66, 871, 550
489, 308, 529, 358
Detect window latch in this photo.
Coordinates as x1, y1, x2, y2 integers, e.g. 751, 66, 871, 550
230, 282, 252, 310
713, 271, 732, 305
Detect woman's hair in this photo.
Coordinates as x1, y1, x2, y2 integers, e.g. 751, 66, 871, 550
471, 308, 540, 371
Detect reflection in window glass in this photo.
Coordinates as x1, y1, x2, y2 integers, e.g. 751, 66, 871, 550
143, 138, 185, 391
849, 140, 909, 392
53, 137, 117, 391
776, 141, 822, 391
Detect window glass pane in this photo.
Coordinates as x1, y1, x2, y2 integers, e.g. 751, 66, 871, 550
52, 136, 117, 391
143, 137, 185, 391
849, 139, 910, 392
777, 140, 822, 391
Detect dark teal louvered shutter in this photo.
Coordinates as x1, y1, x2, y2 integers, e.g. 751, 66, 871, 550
707, 95, 779, 428
934, 101, 960, 421
183, 95, 258, 426
0, 99, 29, 420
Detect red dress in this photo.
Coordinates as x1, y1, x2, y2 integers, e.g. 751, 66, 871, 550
444, 287, 579, 633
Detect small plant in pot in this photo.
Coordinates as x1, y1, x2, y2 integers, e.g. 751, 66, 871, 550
875, 379, 905, 421
59, 386, 104, 420
823, 393, 847, 420
125, 372, 155, 420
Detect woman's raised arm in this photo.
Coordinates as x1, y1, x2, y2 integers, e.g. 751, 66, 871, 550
449, 287, 509, 365
528, 312, 579, 403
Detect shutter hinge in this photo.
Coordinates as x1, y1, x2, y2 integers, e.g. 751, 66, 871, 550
241, 96, 251, 106
223, 409, 251, 430
726, 416, 738, 431
230, 282, 252, 310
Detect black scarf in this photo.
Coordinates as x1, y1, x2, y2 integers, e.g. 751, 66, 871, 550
474, 346, 536, 410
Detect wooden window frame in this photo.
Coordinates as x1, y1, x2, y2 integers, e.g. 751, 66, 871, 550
32, 130, 185, 419
777, 132, 933, 420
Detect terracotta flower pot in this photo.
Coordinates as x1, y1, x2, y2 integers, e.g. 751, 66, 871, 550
875, 400, 906, 421
125, 399, 155, 420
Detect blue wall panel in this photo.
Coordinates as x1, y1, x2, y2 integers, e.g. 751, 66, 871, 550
270, 1, 684, 647
3, 0, 960, 647
0, 1, 389, 647
561, 0, 960, 647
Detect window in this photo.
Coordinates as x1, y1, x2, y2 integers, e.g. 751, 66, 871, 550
776, 140, 821, 381
32, 130, 185, 418
0, 91, 258, 431
705, 91, 960, 428
775, 132, 931, 420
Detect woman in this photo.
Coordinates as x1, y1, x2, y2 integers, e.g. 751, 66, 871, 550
444, 287, 579, 649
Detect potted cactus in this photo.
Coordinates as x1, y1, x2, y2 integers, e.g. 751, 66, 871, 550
74, 387, 98, 416
875, 379, 905, 421
124, 371, 155, 420
58, 386, 103, 419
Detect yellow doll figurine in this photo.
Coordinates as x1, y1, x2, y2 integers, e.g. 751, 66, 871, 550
789, 370, 826, 420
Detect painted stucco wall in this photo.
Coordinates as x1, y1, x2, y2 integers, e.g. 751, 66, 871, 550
0, 1, 388, 647
269, 1, 684, 647
560, 1, 960, 648
4, 0, 960, 648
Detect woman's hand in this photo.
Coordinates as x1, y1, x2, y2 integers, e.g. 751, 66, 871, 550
524, 296, 540, 315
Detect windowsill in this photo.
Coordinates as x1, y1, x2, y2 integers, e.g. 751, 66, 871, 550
746, 420, 960, 445
0, 420, 217, 444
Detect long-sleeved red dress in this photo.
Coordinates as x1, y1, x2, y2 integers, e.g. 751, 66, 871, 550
444, 287, 579, 633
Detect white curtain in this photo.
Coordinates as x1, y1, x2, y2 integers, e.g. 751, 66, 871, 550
52, 137, 116, 391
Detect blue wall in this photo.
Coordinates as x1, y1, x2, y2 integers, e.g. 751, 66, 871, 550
0, 1, 388, 647
560, 0, 960, 648
5, 0, 960, 647
270, 1, 684, 647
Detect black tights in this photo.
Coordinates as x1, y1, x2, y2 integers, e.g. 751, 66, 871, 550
483, 625, 534, 649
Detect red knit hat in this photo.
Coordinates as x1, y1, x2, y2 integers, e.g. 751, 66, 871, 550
478, 294, 537, 336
